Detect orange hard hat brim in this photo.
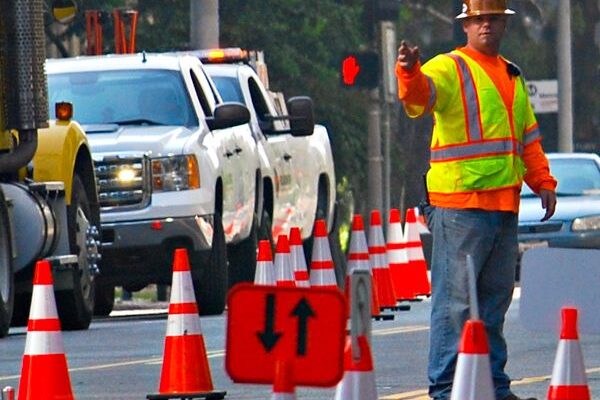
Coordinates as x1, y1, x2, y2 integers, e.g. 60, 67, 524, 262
456, 9, 515, 19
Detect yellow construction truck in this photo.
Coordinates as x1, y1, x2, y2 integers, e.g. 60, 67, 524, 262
0, 0, 101, 337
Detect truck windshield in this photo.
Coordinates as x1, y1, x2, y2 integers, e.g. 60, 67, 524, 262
210, 76, 245, 104
48, 69, 198, 127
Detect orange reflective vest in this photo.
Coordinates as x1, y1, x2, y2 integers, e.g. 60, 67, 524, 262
403, 50, 540, 195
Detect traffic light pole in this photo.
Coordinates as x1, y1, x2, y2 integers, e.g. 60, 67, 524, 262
380, 20, 397, 223
557, 0, 573, 152
368, 88, 384, 215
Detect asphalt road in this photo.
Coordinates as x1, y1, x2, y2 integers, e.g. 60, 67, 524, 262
1, 293, 600, 399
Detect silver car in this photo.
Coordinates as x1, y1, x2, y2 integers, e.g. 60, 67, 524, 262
518, 152, 600, 256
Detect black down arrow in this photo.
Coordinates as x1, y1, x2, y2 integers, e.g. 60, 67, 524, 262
257, 293, 282, 352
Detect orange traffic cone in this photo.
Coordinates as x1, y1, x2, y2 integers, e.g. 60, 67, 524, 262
547, 307, 591, 400
289, 227, 310, 288
334, 335, 377, 400
275, 234, 296, 287
404, 207, 431, 297
368, 210, 397, 309
255, 240, 275, 286
271, 360, 296, 400
309, 219, 338, 290
17, 259, 75, 400
346, 214, 383, 319
449, 319, 494, 400
386, 208, 414, 301
152, 248, 225, 398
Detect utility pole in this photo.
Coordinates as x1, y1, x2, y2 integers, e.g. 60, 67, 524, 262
190, 0, 219, 49
557, 0, 573, 152
380, 20, 397, 219
366, 0, 383, 215
367, 87, 384, 215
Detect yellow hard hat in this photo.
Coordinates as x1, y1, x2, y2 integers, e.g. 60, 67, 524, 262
455, 0, 516, 19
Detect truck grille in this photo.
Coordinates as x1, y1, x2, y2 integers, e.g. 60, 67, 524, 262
95, 155, 151, 211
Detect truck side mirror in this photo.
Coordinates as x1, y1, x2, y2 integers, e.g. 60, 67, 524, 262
207, 102, 250, 130
287, 96, 314, 137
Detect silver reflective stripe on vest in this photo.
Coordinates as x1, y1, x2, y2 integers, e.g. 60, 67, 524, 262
425, 75, 437, 113
430, 139, 523, 161
447, 54, 482, 141
524, 126, 541, 145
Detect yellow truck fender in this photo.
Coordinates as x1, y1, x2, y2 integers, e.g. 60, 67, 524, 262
32, 119, 97, 207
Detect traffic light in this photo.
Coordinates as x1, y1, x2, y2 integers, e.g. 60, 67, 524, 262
340, 50, 379, 89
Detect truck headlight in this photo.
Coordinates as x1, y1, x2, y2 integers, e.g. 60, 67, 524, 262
151, 155, 200, 192
572, 215, 600, 232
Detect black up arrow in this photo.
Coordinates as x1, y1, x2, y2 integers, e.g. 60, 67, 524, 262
291, 297, 315, 356
257, 293, 282, 352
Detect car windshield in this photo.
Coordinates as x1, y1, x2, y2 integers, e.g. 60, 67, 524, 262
521, 157, 600, 197
48, 69, 197, 127
210, 76, 245, 104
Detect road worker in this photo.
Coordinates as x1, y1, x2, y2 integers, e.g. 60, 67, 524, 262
395, 1, 557, 399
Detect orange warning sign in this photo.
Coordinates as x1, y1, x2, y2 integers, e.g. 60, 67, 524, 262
226, 283, 346, 387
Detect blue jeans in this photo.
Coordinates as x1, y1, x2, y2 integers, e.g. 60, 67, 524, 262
426, 207, 518, 400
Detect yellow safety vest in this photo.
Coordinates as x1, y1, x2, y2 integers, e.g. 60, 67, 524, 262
405, 50, 540, 194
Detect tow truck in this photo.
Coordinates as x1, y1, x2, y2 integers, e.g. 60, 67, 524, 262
0, 0, 101, 336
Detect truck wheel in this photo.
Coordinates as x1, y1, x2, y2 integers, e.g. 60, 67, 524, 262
192, 211, 227, 316
227, 215, 258, 287
0, 194, 14, 338
56, 175, 97, 330
93, 278, 115, 316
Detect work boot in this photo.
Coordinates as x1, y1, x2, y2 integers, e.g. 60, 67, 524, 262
501, 394, 538, 400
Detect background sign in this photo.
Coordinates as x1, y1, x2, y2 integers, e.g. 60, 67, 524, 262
226, 284, 346, 387
527, 79, 558, 114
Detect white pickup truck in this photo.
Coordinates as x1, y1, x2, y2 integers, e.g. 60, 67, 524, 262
197, 49, 337, 259
46, 53, 322, 316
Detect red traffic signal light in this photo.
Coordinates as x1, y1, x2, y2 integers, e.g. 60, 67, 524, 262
340, 50, 379, 89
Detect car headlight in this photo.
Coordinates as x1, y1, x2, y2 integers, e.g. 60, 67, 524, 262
151, 154, 200, 192
572, 215, 600, 232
